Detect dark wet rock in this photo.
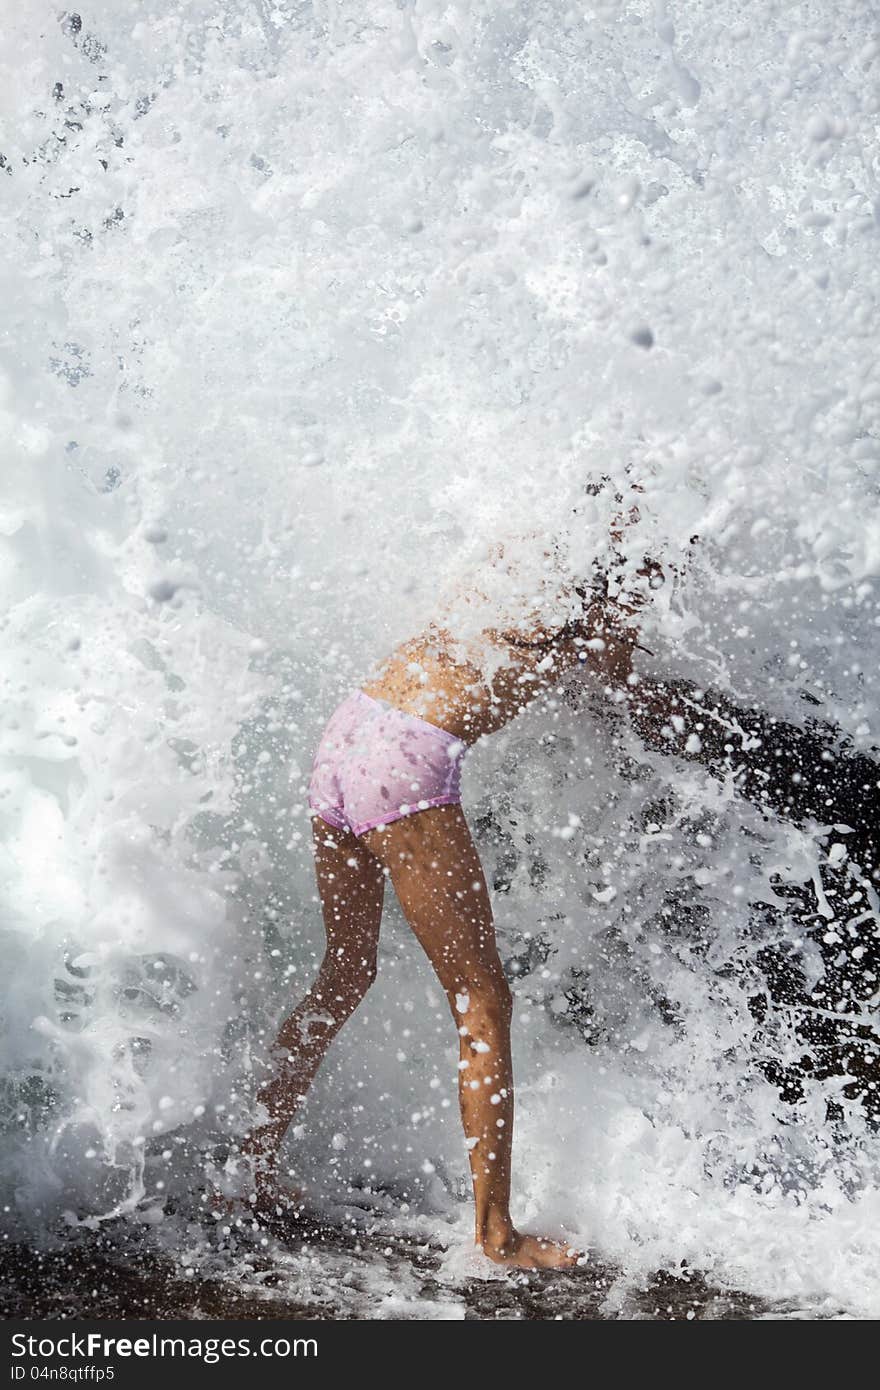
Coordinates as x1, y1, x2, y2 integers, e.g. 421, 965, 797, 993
0, 1216, 786, 1321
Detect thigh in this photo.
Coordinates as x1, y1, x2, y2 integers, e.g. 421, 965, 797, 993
312, 817, 386, 967
360, 805, 504, 993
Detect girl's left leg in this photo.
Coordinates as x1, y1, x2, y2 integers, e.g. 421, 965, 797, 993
362, 804, 581, 1269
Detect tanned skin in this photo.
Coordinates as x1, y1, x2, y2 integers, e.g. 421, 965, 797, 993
234, 514, 654, 1269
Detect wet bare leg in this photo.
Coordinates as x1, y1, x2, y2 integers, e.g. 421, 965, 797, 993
236, 819, 385, 1213
362, 805, 581, 1270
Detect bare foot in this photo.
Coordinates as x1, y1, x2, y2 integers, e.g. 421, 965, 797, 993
252, 1182, 306, 1217
480, 1230, 583, 1270
206, 1182, 306, 1224
244, 1155, 307, 1217
206, 1147, 306, 1223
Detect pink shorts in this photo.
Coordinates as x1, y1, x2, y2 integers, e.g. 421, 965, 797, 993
308, 690, 467, 838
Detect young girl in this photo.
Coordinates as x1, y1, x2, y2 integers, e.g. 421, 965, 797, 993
233, 507, 657, 1270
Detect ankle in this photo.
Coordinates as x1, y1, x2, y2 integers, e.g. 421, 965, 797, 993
235, 1142, 276, 1181
477, 1208, 515, 1251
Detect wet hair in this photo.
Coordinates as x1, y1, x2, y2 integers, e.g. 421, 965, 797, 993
516, 471, 648, 653
502, 570, 608, 652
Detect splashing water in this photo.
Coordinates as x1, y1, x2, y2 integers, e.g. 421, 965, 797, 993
1, 1, 879, 1314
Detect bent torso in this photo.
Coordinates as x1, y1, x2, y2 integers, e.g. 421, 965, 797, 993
360, 621, 587, 745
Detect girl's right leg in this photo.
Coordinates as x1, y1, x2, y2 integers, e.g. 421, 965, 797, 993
238, 816, 386, 1209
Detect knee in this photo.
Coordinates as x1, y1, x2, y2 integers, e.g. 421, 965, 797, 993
317, 950, 378, 1013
